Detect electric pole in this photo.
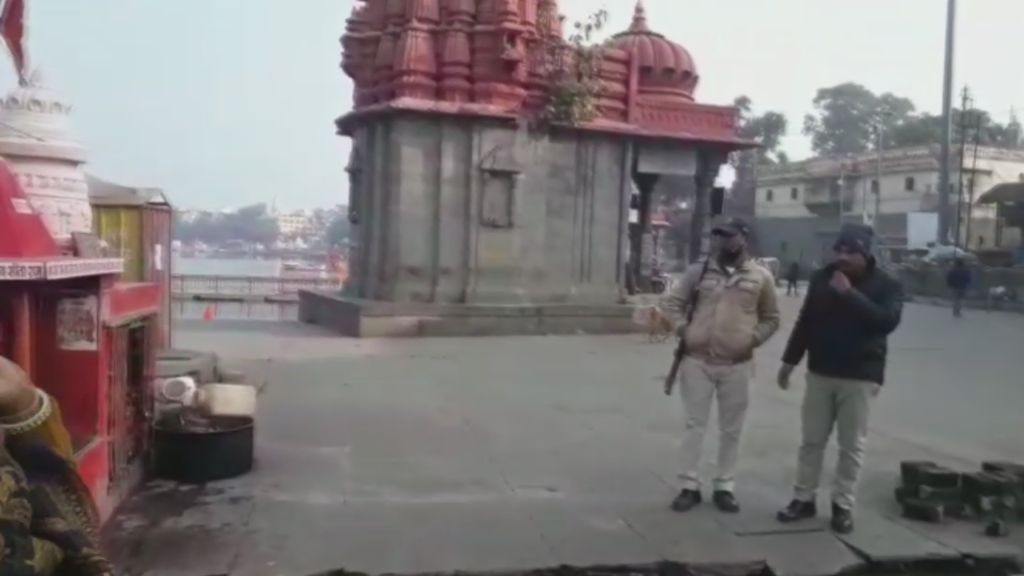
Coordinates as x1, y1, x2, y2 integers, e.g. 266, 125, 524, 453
955, 86, 971, 249
937, 0, 957, 245
964, 111, 982, 248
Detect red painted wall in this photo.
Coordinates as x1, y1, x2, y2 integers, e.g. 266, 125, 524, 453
35, 279, 105, 445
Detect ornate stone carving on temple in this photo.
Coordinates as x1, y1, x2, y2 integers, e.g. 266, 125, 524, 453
339, 0, 739, 144
0, 70, 91, 252
439, 0, 474, 102
393, 19, 438, 100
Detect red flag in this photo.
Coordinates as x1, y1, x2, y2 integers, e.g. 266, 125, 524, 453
0, 0, 26, 83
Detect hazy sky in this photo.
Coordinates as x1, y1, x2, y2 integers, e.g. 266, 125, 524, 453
5, 0, 1023, 210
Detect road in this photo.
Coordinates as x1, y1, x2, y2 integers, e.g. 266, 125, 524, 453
104, 299, 1024, 576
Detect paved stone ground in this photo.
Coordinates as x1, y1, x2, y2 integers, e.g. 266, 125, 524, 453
103, 299, 1024, 576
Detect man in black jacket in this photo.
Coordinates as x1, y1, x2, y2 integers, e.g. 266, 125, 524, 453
775, 224, 903, 534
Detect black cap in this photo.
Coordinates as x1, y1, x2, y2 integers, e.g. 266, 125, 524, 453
712, 217, 751, 238
834, 223, 874, 256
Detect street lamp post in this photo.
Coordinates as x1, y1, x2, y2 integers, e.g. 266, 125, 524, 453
937, 0, 957, 245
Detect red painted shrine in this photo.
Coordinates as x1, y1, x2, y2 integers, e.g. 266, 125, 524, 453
0, 158, 161, 521
340, 0, 744, 145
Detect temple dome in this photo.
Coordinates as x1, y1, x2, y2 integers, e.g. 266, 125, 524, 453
607, 1, 699, 103
0, 69, 91, 249
0, 70, 87, 162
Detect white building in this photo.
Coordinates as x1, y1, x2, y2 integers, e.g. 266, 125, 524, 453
276, 210, 312, 238
754, 145, 1024, 263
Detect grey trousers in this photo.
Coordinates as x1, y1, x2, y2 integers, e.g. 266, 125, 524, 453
793, 372, 876, 510
678, 357, 752, 492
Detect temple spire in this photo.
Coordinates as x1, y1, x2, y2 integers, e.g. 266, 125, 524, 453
629, 1, 649, 33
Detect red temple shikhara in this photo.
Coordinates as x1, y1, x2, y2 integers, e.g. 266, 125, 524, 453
302, 0, 754, 337
339, 0, 742, 144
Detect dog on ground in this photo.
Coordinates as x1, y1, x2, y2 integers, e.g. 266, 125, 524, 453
633, 305, 674, 343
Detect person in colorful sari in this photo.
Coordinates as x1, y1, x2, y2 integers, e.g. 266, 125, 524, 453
0, 356, 113, 575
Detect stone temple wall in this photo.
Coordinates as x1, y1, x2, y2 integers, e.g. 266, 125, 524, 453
344, 114, 631, 306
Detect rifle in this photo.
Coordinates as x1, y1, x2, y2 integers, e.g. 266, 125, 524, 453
664, 258, 712, 396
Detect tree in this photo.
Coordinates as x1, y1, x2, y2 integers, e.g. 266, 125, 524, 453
174, 204, 279, 246
802, 83, 916, 155
735, 96, 789, 164
224, 204, 279, 246
887, 113, 942, 148
888, 108, 1023, 149
730, 96, 788, 219
536, 8, 608, 125
804, 82, 1024, 153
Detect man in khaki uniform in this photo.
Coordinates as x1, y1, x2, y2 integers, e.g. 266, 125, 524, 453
663, 218, 780, 513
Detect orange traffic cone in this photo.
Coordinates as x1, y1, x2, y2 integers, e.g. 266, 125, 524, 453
202, 304, 216, 322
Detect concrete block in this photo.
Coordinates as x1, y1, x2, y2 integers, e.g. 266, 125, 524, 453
964, 472, 1019, 499
918, 466, 961, 490
982, 462, 1024, 488
895, 485, 915, 504
919, 485, 962, 503
900, 460, 938, 487
986, 519, 1011, 538
902, 498, 947, 523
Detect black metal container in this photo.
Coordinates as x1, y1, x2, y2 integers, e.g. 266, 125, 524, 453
152, 416, 254, 483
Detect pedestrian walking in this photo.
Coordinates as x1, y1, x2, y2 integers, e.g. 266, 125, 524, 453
785, 261, 801, 297
946, 259, 971, 318
775, 224, 903, 534
663, 218, 780, 514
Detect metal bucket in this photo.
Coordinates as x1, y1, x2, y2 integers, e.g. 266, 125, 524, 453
152, 415, 254, 483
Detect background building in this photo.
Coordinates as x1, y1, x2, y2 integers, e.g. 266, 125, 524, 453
275, 210, 313, 238
754, 145, 1024, 265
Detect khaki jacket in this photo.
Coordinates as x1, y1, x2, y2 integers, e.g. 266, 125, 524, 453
663, 257, 780, 363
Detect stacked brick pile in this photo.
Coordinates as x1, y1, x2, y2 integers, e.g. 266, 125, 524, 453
896, 461, 1024, 535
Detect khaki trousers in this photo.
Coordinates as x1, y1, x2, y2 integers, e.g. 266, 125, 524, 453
793, 372, 876, 510
678, 357, 752, 492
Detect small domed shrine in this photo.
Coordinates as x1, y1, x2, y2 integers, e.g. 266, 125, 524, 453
606, 2, 699, 106
0, 70, 91, 252
302, 0, 754, 337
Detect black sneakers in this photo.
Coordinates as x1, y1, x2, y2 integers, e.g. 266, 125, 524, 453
777, 499, 817, 523
671, 489, 741, 513
712, 490, 741, 513
777, 500, 854, 533
831, 503, 854, 534
670, 489, 702, 512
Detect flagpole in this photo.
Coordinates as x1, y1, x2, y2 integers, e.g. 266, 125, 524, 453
17, 0, 26, 85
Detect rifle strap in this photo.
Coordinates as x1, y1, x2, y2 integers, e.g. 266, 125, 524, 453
674, 258, 712, 357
